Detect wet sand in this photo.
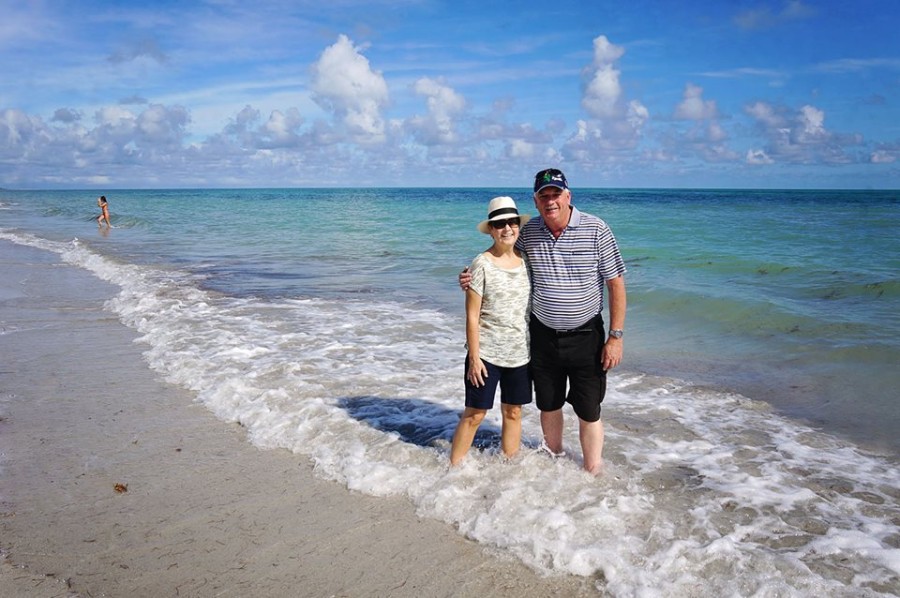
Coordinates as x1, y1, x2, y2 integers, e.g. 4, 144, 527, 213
0, 241, 597, 597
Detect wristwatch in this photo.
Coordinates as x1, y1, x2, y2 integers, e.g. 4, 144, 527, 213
608, 329, 624, 339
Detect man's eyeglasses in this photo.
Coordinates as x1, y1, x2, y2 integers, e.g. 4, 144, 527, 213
490, 217, 521, 229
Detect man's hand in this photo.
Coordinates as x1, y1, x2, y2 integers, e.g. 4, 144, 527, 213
601, 338, 623, 371
603, 276, 626, 371
459, 266, 472, 291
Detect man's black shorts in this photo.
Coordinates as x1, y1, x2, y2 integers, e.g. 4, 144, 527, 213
529, 315, 607, 422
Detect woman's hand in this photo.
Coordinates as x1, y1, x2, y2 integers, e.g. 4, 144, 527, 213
467, 357, 488, 387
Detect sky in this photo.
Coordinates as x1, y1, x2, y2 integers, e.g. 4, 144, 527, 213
1, 0, 899, 189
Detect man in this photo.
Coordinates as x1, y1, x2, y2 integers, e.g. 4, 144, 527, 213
460, 168, 626, 474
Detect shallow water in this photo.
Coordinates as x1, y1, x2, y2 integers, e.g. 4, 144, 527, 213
1, 188, 898, 595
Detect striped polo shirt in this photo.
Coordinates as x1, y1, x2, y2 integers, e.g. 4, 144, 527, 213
516, 206, 626, 331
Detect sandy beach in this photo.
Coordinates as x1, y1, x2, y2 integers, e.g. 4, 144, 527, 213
0, 241, 596, 597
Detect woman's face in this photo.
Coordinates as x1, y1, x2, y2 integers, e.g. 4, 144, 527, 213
488, 216, 520, 247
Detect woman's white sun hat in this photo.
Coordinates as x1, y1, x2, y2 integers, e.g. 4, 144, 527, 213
477, 196, 531, 234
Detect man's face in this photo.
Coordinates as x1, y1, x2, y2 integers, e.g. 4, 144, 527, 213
534, 186, 571, 224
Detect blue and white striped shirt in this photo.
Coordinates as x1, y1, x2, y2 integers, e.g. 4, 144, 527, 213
516, 206, 626, 330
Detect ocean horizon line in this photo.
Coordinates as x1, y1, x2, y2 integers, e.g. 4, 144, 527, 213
4, 185, 899, 193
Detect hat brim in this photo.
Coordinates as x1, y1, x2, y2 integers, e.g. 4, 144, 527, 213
477, 213, 531, 234
534, 183, 568, 193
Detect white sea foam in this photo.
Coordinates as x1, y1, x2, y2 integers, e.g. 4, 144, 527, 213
4, 230, 899, 597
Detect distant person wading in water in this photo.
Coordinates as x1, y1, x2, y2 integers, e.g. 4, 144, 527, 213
97, 195, 110, 228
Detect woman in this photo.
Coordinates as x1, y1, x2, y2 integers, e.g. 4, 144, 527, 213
96, 195, 110, 228
450, 196, 532, 465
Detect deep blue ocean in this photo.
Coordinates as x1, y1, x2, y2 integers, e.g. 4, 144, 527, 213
2, 187, 898, 596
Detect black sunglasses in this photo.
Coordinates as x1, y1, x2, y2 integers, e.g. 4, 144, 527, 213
490, 217, 520, 229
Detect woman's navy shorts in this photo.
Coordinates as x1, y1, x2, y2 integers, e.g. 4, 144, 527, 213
464, 359, 533, 410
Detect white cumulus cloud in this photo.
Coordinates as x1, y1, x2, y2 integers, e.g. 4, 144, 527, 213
582, 35, 625, 119
742, 101, 864, 165
675, 84, 718, 121
564, 35, 648, 167
745, 101, 786, 128
408, 77, 466, 145
870, 150, 896, 164
627, 100, 649, 129
507, 138, 536, 159
798, 105, 826, 139
310, 35, 389, 144
746, 149, 774, 164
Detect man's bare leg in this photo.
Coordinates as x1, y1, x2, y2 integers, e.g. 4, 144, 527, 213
540, 409, 564, 454
579, 417, 604, 475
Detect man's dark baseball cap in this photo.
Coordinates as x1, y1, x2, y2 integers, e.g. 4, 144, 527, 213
534, 168, 568, 193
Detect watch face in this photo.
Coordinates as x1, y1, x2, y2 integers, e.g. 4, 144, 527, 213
609, 329, 623, 338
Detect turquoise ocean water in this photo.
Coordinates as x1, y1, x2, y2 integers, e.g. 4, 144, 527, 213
2, 188, 899, 596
